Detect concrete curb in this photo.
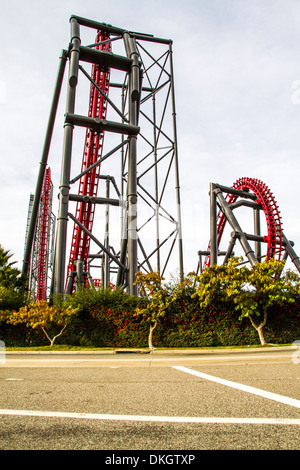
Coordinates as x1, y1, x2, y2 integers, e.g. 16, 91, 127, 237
4, 345, 294, 355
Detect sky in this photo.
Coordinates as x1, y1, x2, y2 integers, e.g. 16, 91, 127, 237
1, 0, 300, 280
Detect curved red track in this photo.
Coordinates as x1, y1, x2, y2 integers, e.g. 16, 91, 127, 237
67, 31, 111, 290
204, 177, 284, 269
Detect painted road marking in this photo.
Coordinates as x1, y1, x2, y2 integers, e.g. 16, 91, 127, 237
5, 378, 24, 381
173, 366, 300, 409
0, 409, 300, 425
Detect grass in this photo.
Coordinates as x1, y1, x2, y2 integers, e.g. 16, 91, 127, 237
5, 343, 293, 351
5, 345, 116, 351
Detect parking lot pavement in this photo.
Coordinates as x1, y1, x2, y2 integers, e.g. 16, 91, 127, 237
0, 346, 299, 450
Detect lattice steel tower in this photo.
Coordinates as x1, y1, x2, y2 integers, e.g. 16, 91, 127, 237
24, 167, 55, 300
22, 15, 184, 297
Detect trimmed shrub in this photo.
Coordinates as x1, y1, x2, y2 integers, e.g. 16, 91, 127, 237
1, 285, 299, 348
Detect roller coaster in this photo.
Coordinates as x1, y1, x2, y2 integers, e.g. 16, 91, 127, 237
22, 15, 300, 300
199, 177, 300, 273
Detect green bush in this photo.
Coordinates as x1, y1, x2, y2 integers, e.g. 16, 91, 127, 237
1, 283, 299, 348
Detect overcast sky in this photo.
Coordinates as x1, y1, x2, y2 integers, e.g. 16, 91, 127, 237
1, 0, 300, 279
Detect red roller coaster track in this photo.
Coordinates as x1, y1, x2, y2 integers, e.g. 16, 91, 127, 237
204, 177, 284, 269
67, 31, 111, 290
36, 167, 52, 300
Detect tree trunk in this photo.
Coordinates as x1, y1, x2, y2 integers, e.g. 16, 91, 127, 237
249, 308, 268, 346
41, 324, 67, 346
148, 320, 157, 350
257, 325, 267, 346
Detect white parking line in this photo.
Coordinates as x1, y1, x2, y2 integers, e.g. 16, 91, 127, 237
0, 409, 300, 425
173, 366, 300, 409
5, 378, 24, 381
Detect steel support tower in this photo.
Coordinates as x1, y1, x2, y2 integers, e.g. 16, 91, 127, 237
199, 177, 300, 273
22, 16, 184, 297
24, 167, 55, 300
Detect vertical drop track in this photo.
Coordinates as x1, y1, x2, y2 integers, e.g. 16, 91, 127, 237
67, 31, 111, 291
36, 167, 53, 300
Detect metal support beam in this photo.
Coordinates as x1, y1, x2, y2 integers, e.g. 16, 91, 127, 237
254, 208, 262, 260
22, 49, 67, 280
67, 213, 126, 271
79, 65, 128, 122
70, 15, 172, 44
124, 33, 140, 295
214, 183, 257, 201
69, 140, 128, 185
215, 188, 258, 265
68, 193, 121, 207
64, 113, 139, 135
78, 46, 133, 71
282, 234, 300, 272
210, 183, 217, 265
53, 18, 80, 296
103, 179, 110, 288
74, 259, 84, 288
230, 200, 262, 211
169, 41, 184, 281
139, 229, 177, 269
223, 232, 237, 265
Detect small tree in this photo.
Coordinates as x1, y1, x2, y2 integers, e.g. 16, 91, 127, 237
6, 300, 77, 346
134, 271, 172, 350
194, 257, 300, 345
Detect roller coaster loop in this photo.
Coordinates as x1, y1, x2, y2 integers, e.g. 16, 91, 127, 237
203, 177, 284, 269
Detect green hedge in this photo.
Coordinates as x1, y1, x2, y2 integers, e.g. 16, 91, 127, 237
1, 289, 299, 348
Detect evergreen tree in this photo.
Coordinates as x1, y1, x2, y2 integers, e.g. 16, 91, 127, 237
0, 245, 26, 311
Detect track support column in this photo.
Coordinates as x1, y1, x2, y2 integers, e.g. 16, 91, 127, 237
210, 183, 218, 265
124, 33, 140, 295
254, 208, 261, 260
22, 49, 67, 281
169, 41, 184, 281
53, 18, 80, 296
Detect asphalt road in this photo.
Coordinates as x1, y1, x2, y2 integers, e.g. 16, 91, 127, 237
1, 347, 299, 452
